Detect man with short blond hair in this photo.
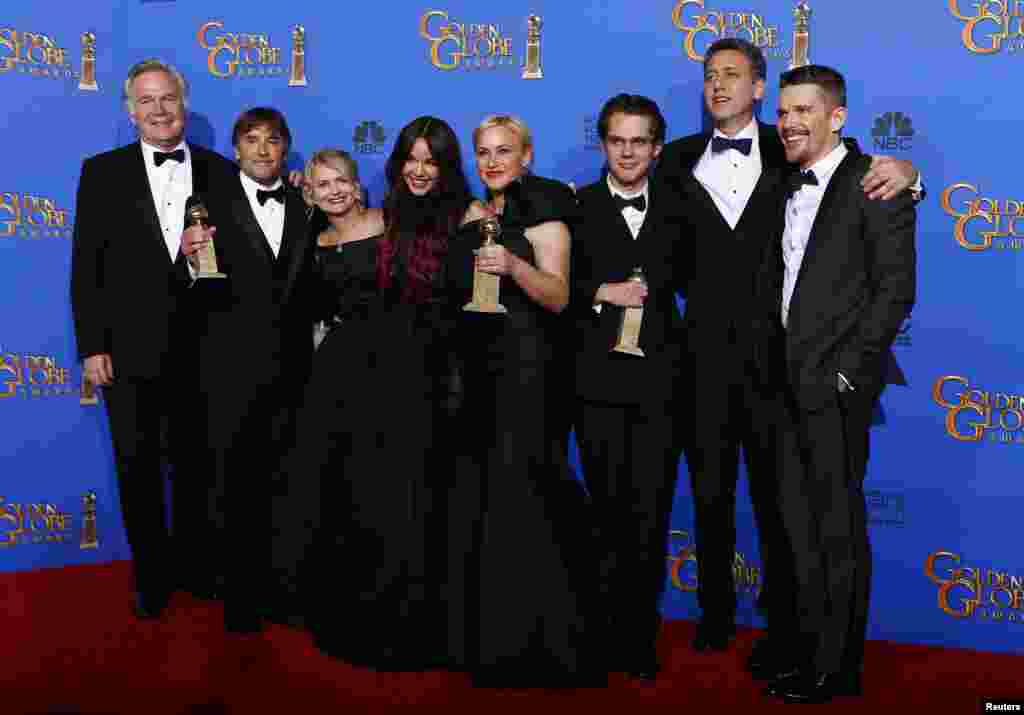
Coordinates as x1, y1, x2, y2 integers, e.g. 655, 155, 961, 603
70, 59, 234, 619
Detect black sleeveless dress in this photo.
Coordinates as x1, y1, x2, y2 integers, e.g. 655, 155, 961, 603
271, 235, 451, 669
442, 176, 605, 687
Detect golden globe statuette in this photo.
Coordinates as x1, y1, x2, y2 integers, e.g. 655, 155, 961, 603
522, 14, 543, 80
289, 24, 309, 87
80, 378, 99, 405
463, 216, 508, 314
78, 31, 98, 91
187, 198, 226, 279
612, 267, 646, 357
790, 2, 812, 69
80, 491, 99, 550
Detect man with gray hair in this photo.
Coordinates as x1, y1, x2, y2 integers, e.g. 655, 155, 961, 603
71, 59, 234, 620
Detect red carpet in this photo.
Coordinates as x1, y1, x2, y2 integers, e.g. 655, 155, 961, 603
2, 561, 1019, 714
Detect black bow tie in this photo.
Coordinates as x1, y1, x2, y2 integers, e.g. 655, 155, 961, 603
153, 149, 185, 167
786, 169, 819, 197
257, 185, 287, 206
711, 136, 753, 156
613, 193, 647, 213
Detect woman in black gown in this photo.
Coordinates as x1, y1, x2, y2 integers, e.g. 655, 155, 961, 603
444, 115, 605, 688
271, 121, 482, 669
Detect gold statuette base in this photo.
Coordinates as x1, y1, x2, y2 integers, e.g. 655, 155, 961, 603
193, 242, 226, 280
463, 267, 507, 314
612, 306, 645, 357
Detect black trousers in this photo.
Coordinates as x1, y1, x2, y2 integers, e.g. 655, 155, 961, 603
103, 377, 187, 605
684, 357, 794, 636
777, 387, 876, 675
574, 399, 682, 666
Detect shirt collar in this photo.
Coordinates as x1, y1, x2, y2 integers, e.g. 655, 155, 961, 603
803, 140, 848, 185
713, 117, 758, 141
140, 138, 188, 167
606, 172, 649, 203
239, 170, 283, 201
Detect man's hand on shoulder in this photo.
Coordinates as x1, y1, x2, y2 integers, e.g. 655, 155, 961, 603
862, 156, 920, 201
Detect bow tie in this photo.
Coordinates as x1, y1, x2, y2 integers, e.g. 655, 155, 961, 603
711, 136, 753, 156
257, 185, 287, 206
613, 193, 647, 213
786, 169, 819, 197
153, 149, 185, 167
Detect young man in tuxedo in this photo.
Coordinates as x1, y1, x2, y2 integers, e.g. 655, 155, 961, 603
181, 107, 314, 633
760, 65, 916, 705
571, 94, 687, 681
70, 59, 236, 620
656, 38, 920, 666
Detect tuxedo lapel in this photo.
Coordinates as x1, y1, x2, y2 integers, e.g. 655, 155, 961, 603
595, 180, 637, 246
228, 173, 276, 267
130, 144, 172, 264
786, 151, 859, 327
278, 189, 311, 302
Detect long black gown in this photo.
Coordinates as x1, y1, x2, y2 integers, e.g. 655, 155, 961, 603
270, 233, 453, 668
442, 176, 606, 687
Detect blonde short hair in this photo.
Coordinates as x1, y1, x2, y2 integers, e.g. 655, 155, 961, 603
472, 114, 533, 154
123, 59, 188, 114
303, 148, 361, 207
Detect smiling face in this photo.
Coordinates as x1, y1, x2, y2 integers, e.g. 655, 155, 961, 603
235, 123, 287, 186
475, 125, 532, 194
129, 70, 186, 150
402, 137, 440, 196
602, 112, 662, 193
777, 82, 846, 169
310, 161, 359, 217
703, 49, 765, 136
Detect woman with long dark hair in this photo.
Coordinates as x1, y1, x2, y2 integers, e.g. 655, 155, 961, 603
442, 115, 605, 688
270, 118, 485, 670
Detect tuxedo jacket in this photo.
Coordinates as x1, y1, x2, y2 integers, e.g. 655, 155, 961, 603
657, 122, 788, 382
571, 177, 687, 405
70, 142, 236, 380
189, 171, 315, 406
757, 150, 916, 411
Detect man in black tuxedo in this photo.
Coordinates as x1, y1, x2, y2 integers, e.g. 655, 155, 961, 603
761, 65, 916, 705
656, 38, 920, 662
181, 107, 313, 633
572, 94, 686, 681
70, 59, 235, 619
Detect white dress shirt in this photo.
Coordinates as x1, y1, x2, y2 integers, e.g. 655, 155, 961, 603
781, 141, 849, 328
140, 140, 192, 260
239, 171, 285, 257
606, 173, 650, 239
692, 118, 762, 230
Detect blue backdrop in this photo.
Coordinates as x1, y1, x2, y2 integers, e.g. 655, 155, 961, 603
2, 0, 1021, 655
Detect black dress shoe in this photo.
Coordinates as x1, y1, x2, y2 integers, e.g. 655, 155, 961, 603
692, 622, 734, 653
747, 639, 799, 681
769, 670, 862, 704
132, 592, 168, 621
225, 611, 262, 635
625, 658, 661, 682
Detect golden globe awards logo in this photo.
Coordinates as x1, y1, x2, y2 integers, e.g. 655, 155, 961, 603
948, 0, 1024, 54
926, 550, 1024, 624
0, 27, 99, 89
197, 20, 309, 84
0, 496, 73, 547
941, 183, 1023, 251
932, 375, 1024, 445
666, 529, 762, 598
418, 10, 518, 71
0, 348, 85, 400
671, 0, 786, 62
0, 192, 72, 239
